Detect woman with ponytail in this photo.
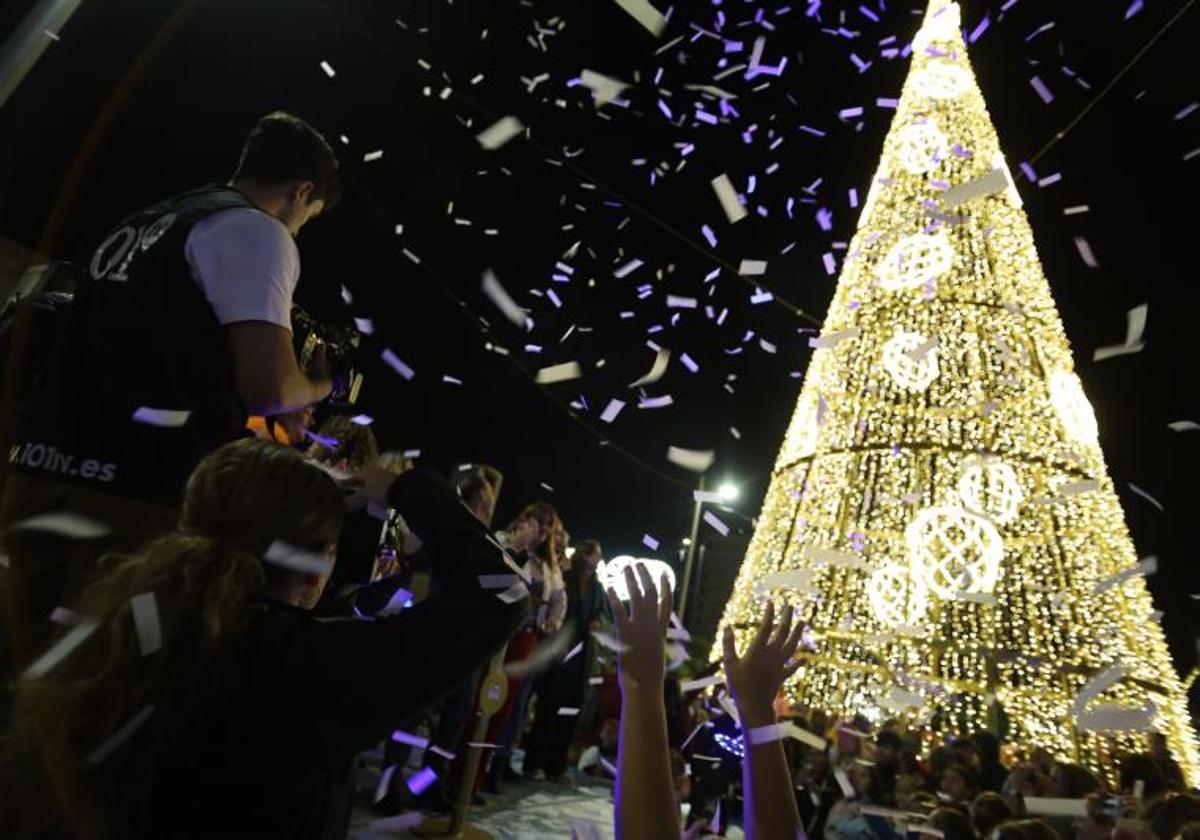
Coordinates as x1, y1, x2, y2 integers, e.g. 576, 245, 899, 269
0, 437, 528, 839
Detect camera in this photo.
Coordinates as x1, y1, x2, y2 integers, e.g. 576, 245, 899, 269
291, 305, 363, 405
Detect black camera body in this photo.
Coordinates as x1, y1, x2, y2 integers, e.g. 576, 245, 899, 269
291, 305, 363, 405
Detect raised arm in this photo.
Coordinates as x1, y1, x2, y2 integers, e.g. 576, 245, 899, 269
722, 602, 806, 840
608, 566, 681, 840
227, 322, 331, 415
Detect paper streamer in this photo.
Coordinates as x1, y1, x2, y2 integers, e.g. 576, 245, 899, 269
130, 592, 161, 656
535, 361, 583, 384
667, 447, 715, 473
10, 512, 110, 540
263, 540, 331, 575
476, 116, 524, 150
87, 704, 155, 764
612, 0, 667, 35
629, 348, 671, 387
942, 168, 1007, 208
481, 270, 529, 326
23, 618, 99, 679
1023, 798, 1089, 818
711, 174, 748, 223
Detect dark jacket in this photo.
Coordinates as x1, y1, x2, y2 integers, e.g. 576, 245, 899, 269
137, 468, 529, 838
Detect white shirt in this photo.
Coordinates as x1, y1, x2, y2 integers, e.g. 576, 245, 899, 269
184, 207, 299, 329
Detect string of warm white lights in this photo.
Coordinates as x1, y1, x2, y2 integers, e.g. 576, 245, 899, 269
714, 0, 1199, 788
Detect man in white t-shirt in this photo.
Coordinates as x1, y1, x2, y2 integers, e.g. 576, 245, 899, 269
2, 111, 342, 660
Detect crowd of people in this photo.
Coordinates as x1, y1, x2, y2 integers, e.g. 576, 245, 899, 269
0, 111, 1196, 839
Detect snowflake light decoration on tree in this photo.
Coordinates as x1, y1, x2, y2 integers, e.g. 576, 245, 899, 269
896, 121, 948, 175
876, 231, 955, 292
906, 505, 1004, 600
881, 329, 940, 391
957, 456, 1024, 524
867, 561, 929, 628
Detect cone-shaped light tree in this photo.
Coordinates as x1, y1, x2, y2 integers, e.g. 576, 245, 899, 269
716, 0, 1198, 785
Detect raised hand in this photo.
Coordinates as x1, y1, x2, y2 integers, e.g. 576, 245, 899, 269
721, 601, 805, 717
605, 565, 672, 695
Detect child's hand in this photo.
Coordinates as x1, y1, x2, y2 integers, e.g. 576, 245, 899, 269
721, 601, 804, 718
605, 564, 672, 695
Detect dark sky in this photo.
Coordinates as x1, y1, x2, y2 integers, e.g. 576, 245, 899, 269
1, 0, 1198, 682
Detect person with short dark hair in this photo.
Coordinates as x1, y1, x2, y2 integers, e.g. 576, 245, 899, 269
1, 111, 340, 670
943, 762, 982, 804
455, 464, 502, 528
930, 806, 979, 840
972, 791, 1015, 837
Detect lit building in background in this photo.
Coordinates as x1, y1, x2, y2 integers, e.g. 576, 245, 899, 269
715, 0, 1199, 785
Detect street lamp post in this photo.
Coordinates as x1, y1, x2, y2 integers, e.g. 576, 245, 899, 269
678, 476, 738, 623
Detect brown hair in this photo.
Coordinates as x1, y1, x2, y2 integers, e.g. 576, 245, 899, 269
307, 414, 380, 472
232, 111, 341, 207
0, 438, 344, 837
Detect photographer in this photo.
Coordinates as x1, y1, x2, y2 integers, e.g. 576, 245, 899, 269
1, 111, 339, 659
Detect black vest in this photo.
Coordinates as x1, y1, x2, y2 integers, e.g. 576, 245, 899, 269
12, 185, 264, 505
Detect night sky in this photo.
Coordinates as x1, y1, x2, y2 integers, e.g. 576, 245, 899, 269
1, 0, 1198, 691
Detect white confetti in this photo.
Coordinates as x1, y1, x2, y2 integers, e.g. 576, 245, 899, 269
1093, 557, 1157, 594
1093, 303, 1147, 361
22, 617, 99, 679
680, 674, 723, 693
481, 269, 530, 327
809, 327, 861, 349
1128, 482, 1164, 511
476, 116, 524, 150
87, 704, 155, 764
613, 258, 644, 279
1074, 236, 1099, 267
363, 150, 384, 163
132, 407, 191, 428
319, 60, 336, 78
1168, 420, 1200, 432
637, 394, 673, 409
942, 168, 1008, 208
10, 512, 109, 540
263, 540, 332, 575
591, 629, 631, 653
667, 446, 715, 473
374, 764, 397, 804
629, 347, 670, 386
702, 510, 729, 536
580, 69, 629, 106
557, 706, 581, 716
612, 0, 667, 36
738, 259, 768, 276
711, 174, 748, 223
353, 318, 375, 335
535, 361, 583, 384
130, 592, 161, 657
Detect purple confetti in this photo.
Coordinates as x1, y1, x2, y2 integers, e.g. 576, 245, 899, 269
701, 224, 718, 247
875, 97, 898, 109
381, 349, 415, 381
968, 15, 991, 43
1019, 161, 1038, 182
798, 124, 826, 137
1174, 102, 1199, 121
1125, 0, 1143, 19
822, 253, 837, 275
816, 207, 833, 231
643, 534, 660, 551
657, 99, 674, 119
838, 106, 864, 119
407, 767, 438, 796
1029, 76, 1054, 104
680, 353, 700, 373
848, 188, 859, 207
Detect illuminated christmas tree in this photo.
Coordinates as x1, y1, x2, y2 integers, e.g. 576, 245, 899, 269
716, 0, 1199, 785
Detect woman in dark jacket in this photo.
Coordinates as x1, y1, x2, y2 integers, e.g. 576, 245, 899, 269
0, 438, 527, 838
521, 539, 607, 781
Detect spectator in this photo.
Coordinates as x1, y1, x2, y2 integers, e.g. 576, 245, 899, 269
1121, 753, 1173, 799
2, 112, 338, 665
972, 730, 1009, 793
943, 762, 982, 804
305, 413, 379, 473
456, 465, 503, 528
1051, 762, 1104, 799
930, 806, 979, 840
522, 539, 607, 782
874, 729, 904, 806
972, 791, 1016, 837
995, 818, 1063, 840
1143, 793, 1200, 840
1147, 732, 1186, 790
0, 438, 526, 838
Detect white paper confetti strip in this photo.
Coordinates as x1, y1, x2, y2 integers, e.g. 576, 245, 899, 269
834, 767, 856, 798
612, 0, 667, 35
613, 258, 644, 279
130, 592, 161, 656
363, 150, 384, 163
667, 446, 715, 473
1093, 304, 1147, 361
476, 116, 525, 150
591, 629, 631, 653
1074, 236, 1099, 267
557, 706, 581, 716
693, 490, 722, 503
22, 617, 99, 679
1071, 663, 1128, 716
746, 721, 827, 749
496, 582, 530, 604
263, 540, 332, 575
579, 69, 629, 106
535, 361, 583, 384
1168, 420, 1200, 432
1127, 483, 1164, 511
374, 764, 397, 804
680, 674, 723, 693
738, 259, 768, 276
628, 348, 670, 387
131, 407, 191, 428
711, 174, 748, 223
481, 269, 529, 327
804, 547, 868, 569
10, 512, 109, 539
479, 574, 521, 590
1023, 798, 1090, 818
600, 399, 626, 423
87, 703, 155, 764
752, 569, 816, 594
703, 510, 729, 536
859, 805, 912, 819
809, 327, 862, 349
942, 168, 1007, 208
562, 641, 584, 663
1093, 557, 1156, 594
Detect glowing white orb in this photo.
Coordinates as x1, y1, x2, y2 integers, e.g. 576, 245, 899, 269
598, 555, 676, 602
867, 562, 929, 628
